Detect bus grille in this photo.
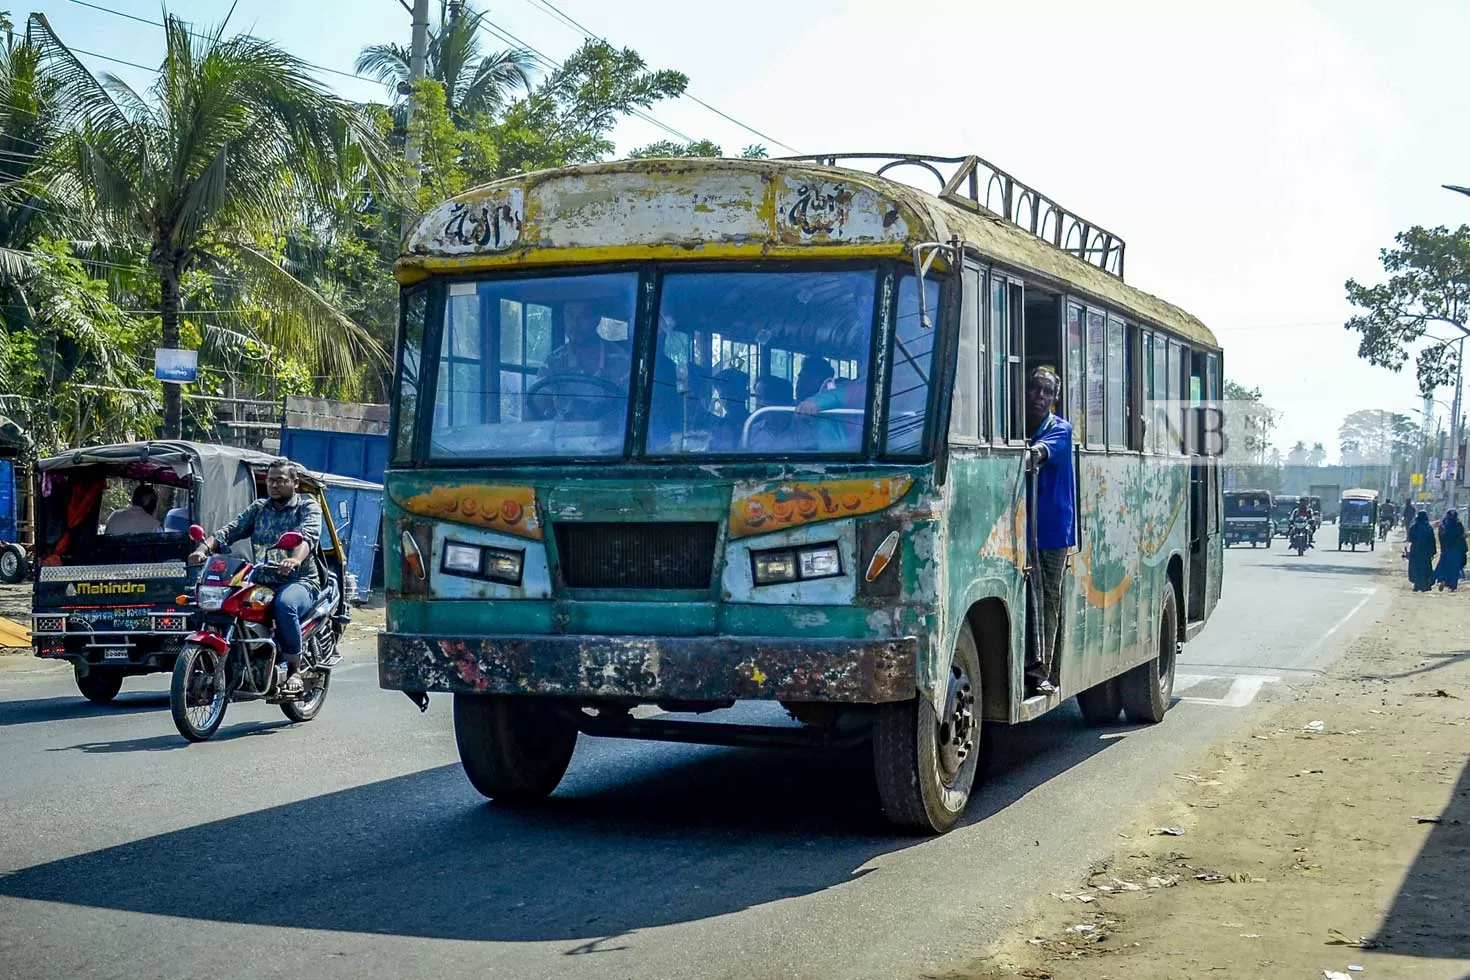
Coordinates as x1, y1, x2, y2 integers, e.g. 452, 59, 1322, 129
554, 522, 718, 590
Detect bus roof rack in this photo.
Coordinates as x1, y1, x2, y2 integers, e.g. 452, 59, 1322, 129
778, 153, 1126, 280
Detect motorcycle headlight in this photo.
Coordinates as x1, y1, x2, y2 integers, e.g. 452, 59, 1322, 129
196, 586, 233, 612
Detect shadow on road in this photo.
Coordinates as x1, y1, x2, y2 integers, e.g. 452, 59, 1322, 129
1374, 756, 1469, 957
1256, 562, 1388, 577
47, 720, 293, 753
0, 693, 171, 728
1357, 650, 1470, 683
0, 702, 1121, 942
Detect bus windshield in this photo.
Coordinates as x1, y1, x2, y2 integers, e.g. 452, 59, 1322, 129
1224, 494, 1268, 517
425, 266, 937, 460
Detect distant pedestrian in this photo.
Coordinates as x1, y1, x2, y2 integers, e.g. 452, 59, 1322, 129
1435, 509, 1467, 591
1402, 498, 1416, 531
1407, 510, 1437, 592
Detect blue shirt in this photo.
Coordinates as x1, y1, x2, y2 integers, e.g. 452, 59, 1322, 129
1030, 413, 1076, 551
213, 494, 323, 584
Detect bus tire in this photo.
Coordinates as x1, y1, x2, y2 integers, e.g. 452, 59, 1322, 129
1076, 678, 1122, 726
454, 693, 577, 802
1121, 587, 1177, 725
873, 621, 981, 834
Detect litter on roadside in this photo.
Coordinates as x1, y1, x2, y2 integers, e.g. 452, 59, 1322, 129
1064, 924, 1097, 935
1195, 873, 1228, 883
1348, 967, 1364, 973
1303, 720, 1326, 733
1151, 827, 1187, 836
1325, 972, 1352, 980
1146, 875, 1179, 888
1326, 928, 1379, 949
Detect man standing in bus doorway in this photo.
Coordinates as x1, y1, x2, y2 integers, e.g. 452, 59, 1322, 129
1024, 366, 1075, 697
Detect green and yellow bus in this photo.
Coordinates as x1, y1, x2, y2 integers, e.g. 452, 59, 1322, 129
380, 153, 1223, 833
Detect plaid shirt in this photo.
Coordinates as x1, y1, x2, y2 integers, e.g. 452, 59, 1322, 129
213, 494, 322, 584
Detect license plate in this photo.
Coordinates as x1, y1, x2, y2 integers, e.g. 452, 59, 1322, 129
101, 648, 130, 662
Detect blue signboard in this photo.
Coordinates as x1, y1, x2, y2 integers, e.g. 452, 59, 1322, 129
0, 459, 15, 544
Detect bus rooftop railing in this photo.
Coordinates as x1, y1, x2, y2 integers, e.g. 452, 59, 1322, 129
778, 153, 1127, 280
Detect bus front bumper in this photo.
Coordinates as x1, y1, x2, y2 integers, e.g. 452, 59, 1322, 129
377, 632, 918, 704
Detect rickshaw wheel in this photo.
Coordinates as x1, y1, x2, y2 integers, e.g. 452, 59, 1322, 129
74, 665, 123, 704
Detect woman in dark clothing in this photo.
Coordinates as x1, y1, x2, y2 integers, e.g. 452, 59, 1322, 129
1407, 510, 1437, 592
1435, 509, 1467, 591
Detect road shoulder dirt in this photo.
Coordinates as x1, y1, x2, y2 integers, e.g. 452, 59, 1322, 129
949, 552, 1469, 980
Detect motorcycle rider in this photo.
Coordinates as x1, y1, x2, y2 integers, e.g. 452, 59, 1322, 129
185, 459, 322, 694
1292, 496, 1315, 547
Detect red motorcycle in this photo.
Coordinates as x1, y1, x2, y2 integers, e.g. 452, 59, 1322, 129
169, 526, 345, 742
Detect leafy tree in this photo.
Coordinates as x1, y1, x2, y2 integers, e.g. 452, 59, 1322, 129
1307, 442, 1327, 467
628, 139, 769, 159
1345, 225, 1470, 394
355, 0, 534, 128
1338, 409, 1417, 467
1287, 440, 1308, 467
487, 39, 687, 176
31, 12, 398, 438
1, 239, 160, 452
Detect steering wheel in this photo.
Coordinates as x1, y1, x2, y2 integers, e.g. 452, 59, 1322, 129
524, 373, 626, 422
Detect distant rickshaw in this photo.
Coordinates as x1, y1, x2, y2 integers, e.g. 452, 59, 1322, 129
1336, 488, 1379, 551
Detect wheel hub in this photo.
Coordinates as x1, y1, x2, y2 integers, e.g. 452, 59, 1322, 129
935, 662, 976, 779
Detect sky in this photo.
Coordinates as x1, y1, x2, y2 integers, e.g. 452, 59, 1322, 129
27, 0, 1470, 458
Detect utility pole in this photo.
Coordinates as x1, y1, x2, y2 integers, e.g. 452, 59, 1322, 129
404, 0, 431, 167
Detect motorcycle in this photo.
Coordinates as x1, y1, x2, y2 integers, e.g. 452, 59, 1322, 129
1289, 519, 1313, 556
168, 526, 344, 742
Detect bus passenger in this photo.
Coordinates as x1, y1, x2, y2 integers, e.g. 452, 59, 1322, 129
795, 357, 835, 402
1024, 366, 1075, 697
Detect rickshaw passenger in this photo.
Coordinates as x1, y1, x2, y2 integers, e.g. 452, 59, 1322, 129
104, 484, 161, 535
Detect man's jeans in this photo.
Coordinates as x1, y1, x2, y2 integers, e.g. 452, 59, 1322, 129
274, 581, 319, 670
1030, 549, 1067, 678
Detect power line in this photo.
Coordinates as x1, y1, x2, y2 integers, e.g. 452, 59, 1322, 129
522, 0, 800, 154
64, 0, 375, 85
475, 16, 699, 145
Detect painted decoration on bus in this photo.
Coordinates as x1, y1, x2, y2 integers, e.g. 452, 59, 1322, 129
1074, 461, 1133, 607
729, 475, 914, 538
407, 187, 524, 255
393, 483, 542, 540
775, 178, 908, 244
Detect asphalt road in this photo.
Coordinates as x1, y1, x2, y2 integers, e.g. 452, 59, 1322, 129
0, 537, 1393, 980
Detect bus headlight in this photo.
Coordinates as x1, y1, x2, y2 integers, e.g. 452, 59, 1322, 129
440, 541, 524, 585
442, 542, 483, 574
751, 543, 842, 586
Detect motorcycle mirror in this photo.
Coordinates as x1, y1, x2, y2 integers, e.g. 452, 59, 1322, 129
275, 531, 305, 551
188, 524, 206, 543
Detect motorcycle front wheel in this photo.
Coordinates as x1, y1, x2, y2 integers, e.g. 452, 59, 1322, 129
170, 642, 229, 742
280, 670, 331, 723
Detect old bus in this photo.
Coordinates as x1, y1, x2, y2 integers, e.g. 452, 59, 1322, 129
380, 154, 1223, 833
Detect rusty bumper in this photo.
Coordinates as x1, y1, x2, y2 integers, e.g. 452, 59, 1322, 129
377, 632, 918, 704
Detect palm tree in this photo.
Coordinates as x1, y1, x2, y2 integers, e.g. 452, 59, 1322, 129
0, 35, 65, 282
356, 0, 535, 126
31, 12, 397, 439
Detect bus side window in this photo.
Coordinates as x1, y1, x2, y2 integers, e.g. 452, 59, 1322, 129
1152, 333, 1169, 454
1106, 313, 1127, 450
1066, 303, 1085, 441
1085, 308, 1106, 450
392, 286, 427, 464
989, 274, 1009, 441
949, 264, 983, 442
1141, 330, 1154, 453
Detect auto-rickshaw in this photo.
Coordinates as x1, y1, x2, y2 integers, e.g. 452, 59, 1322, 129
1336, 488, 1379, 551
1224, 489, 1273, 547
1272, 496, 1299, 538
28, 441, 358, 704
